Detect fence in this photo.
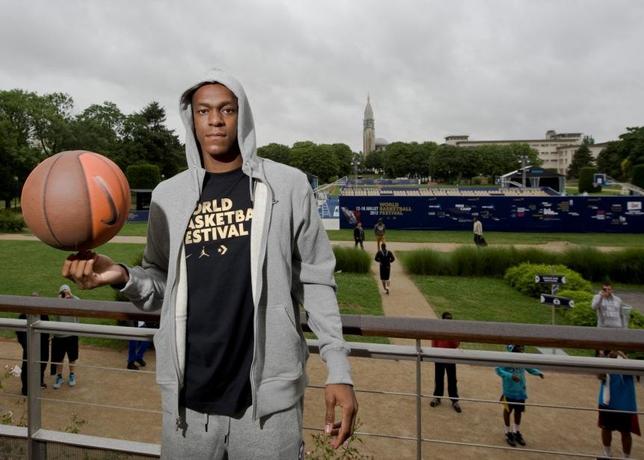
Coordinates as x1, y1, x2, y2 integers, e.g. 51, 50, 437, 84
1, 295, 644, 459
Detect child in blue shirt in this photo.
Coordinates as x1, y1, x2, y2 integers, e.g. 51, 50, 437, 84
495, 344, 544, 447
597, 350, 640, 459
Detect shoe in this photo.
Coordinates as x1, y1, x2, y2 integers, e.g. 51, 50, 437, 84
505, 432, 516, 447
385, 288, 390, 295
430, 398, 441, 407
452, 402, 462, 413
40, 383, 47, 389
53, 374, 64, 389
68, 373, 76, 387
127, 362, 139, 370
136, 359, 146, 367
514, 431, 525, 446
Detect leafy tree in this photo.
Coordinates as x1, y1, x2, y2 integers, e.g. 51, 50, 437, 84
429, 145, 463, 182
326, 143, 353, 177
567, 144, 594, 179
364, 149, 384, 172
596, 141, 624, 180
290, 141, 338, 183
257, 143, 291, 165
120, 102, 185, 178
632, 164, 644, 189
62, 102, 125, 159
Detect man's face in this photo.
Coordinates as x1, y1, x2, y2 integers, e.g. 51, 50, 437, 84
602, 285, 613, 296
61, 290, 72, 299
192, 84, 239, 160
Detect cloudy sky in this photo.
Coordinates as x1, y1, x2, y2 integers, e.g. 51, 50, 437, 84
1, 0, 642, 152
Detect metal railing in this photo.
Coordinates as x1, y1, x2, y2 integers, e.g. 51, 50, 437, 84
1, 295, 644, 459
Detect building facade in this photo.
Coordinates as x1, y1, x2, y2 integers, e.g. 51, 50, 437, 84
445, 130, 601, 175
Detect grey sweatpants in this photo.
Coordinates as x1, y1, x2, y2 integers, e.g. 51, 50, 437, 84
161, 401, 303, 459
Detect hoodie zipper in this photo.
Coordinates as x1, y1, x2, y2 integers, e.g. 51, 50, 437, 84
250, 177, 274, 421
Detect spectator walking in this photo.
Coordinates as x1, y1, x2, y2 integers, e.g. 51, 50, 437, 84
375, 243, 395, 294
495, 344, 544, 447
51, 285, 80, 389
473, 217, 486, 247
429, 311, 461, 413
16, 292, 49, 395
127, 321, 150, 370
596, 350, 640, 459
592, 283, 630, 329
374, 218, 386, 248
353, 222, 365, 250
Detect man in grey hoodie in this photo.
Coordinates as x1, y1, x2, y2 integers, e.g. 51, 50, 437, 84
63, 71, 357, 458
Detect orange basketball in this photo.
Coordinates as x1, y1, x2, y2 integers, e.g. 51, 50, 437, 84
21, 150, 131, 251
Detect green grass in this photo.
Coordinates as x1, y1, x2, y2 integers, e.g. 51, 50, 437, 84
334, 272, 387, 344
0, 241, 145, 349
410, 275, 594, 355
118, 222, 148, 237
0, 241, 385, 347
327, 229, 644, 247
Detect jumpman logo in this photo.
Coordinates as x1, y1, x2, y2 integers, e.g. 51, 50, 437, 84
199, 246, 210, 258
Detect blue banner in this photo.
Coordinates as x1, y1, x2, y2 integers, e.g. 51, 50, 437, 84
339, 195, 644, 232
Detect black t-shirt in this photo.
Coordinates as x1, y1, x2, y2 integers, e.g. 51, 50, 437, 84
182, 168, 254, 416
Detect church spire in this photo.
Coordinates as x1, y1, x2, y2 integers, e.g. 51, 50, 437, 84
363, 94, 375, 155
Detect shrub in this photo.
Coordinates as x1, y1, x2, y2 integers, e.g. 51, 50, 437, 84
563, 301, 596, 327
632, 164, 644, 189
0, 209, 25, 232
560, 247, 608, 282
126, 163, 161, 189
607, 248, 644, 284
400, 249, 453, 276
333, 246, 371, 274
578, 166, 600, 193
557, 289, 593, 304
504, 263, 592, 298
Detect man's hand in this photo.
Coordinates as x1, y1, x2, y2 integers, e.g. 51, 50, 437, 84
324, 384, 358, 449
539, 373, 545, 379
62, 250, 128, 290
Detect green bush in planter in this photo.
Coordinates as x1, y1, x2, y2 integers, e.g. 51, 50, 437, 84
504, 263, 592, 297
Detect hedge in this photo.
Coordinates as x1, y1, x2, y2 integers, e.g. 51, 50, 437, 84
400, 247, 644, 283
578, 166, 600, 193
333, 246, 372, 274
0, 209, 25, 232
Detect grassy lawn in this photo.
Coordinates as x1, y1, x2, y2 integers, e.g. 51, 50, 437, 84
327, 229, 644, 247
410, 275, 594, 355
0, 241, 386, 346
0, 241, 145, 349
118, 222, 148, 237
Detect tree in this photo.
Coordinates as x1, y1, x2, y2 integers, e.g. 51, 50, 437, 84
567, 144, 594, 179
429, 145, 463, 182
127, 163, 161, 189
120, 102, 185, 178
364, 149, 384, 173
632, 164, 644, 189
290, 141, 339, 184
257, 143, 291, 165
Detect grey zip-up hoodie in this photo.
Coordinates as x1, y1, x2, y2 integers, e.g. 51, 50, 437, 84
119, 70, 352, 423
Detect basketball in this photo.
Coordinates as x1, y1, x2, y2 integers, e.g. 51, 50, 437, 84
21, 150, 131, 251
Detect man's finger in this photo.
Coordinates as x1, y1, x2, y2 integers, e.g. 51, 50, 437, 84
83, 258, 95, 277
74, 259, 87, 280
62, 258, 73, 278
333, 402, 355, 448
324, 394, 336, 434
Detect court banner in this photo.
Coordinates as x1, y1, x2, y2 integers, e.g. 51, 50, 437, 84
339, 195, 644, 232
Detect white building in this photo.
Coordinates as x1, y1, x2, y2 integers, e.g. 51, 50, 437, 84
445, 130, 603, 175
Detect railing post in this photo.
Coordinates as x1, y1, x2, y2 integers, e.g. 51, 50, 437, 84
27, 315, 46, 459
416, 339, 422, 460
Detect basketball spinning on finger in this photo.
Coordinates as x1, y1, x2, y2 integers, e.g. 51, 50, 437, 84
21, 150, 131, 251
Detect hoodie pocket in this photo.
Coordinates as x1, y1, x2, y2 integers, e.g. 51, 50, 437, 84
262, 303, 304, 382
153, 325, 175, 385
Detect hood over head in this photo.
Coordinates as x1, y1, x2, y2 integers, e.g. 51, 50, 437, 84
179, 69, 257, 175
